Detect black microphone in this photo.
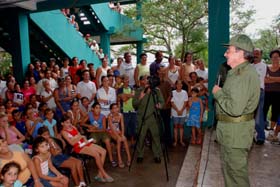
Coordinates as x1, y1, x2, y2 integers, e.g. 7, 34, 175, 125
216, 74, 221, 87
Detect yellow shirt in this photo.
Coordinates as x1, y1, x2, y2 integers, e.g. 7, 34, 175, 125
1, 151, 31, 184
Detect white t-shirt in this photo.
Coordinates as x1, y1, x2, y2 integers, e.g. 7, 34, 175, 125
97, 87, 116, 117
13, 92, 24, 105
36, 78, 58, 95
119, 62, 135, 86
252, 60, 267, 89
76, 81, 97, 100
171, 89, 188, 117
41, 89, 56, 109
60, 67, 69, 78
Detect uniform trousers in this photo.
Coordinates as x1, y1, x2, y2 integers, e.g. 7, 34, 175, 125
136, 115, 161, 158
220, 145, 250, 187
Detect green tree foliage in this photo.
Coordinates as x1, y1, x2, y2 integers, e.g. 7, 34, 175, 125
230, 0, 256, 35
121, 0, 255, 64
0, 52, 12, 78
141, 0, 208, 61
254, 14, 280, 62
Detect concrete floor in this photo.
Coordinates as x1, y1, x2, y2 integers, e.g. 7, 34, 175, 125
195, 130, 280, 187
83, 144, 187, 187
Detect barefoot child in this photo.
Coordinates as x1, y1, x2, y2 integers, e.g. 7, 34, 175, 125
187, 87, 203, 145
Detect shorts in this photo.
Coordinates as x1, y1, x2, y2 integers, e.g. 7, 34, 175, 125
52, 154, 70, 167
123, 112, 137, 138
40, 171, 56, 187
90, 132, 110, 143
73, 138, 92, 153
172, 117, 186, 125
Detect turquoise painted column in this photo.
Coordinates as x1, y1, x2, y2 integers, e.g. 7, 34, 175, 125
136, 42, 143, 64
136, 0, 143, 64
208, 0, 230, 126
100, 33, 111, 64
12, 13, 30, 84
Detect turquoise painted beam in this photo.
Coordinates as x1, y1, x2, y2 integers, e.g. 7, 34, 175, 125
208, 0, 230, 126
91, 3, 143, 42
36, 0, 137, 12
30, 10, 101, 66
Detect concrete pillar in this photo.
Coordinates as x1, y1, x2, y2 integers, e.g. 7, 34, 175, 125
136, 41, 143, 64
208, 0, 230, 126
100, 33, 111, 64
11, 13, 31, 85
136, 0, 143, 64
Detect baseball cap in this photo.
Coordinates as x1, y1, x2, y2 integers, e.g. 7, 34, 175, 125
223, 34, 254, 52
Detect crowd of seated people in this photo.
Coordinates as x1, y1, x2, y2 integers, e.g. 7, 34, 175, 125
0, 50, 212, 186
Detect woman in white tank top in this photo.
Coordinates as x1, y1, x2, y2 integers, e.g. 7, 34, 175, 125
166, 56, 181, 88
96, 58, 111, 88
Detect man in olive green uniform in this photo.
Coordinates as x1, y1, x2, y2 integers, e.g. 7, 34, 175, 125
212, 34, 260, 187
132, 77, 164, 163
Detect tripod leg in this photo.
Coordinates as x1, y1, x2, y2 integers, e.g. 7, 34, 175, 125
149, 120, 161, 158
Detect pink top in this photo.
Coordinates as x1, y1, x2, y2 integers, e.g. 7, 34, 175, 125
0, 127, 18, 144
22, 87, 36, 102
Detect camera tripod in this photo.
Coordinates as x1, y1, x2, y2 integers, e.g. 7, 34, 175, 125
129, 87, 170, 181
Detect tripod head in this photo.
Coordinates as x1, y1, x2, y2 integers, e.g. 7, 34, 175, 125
147, 75, 160, 90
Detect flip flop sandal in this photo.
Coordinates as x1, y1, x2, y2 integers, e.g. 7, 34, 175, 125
94, 175, 106, 183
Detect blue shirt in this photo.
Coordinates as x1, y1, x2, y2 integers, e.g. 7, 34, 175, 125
88, 112, 104, 130
43, 119, 57, 137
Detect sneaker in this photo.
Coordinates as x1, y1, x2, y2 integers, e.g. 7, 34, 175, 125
265, 126, 274, 131
78, 182, 87, 187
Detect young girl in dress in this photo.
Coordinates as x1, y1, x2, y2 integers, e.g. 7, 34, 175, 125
187, 87, 203, 145
0, 162, 22, 187
107, 103, 131, 168
61, 115, 114, 183
171, 80, 188, 147
32, 136, 69, 187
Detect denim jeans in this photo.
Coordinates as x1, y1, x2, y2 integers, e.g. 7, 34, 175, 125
255, 89, 265, 141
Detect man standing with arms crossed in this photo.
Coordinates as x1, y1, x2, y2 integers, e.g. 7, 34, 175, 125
252, 48, 267, 145
212, 34, 260, 187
